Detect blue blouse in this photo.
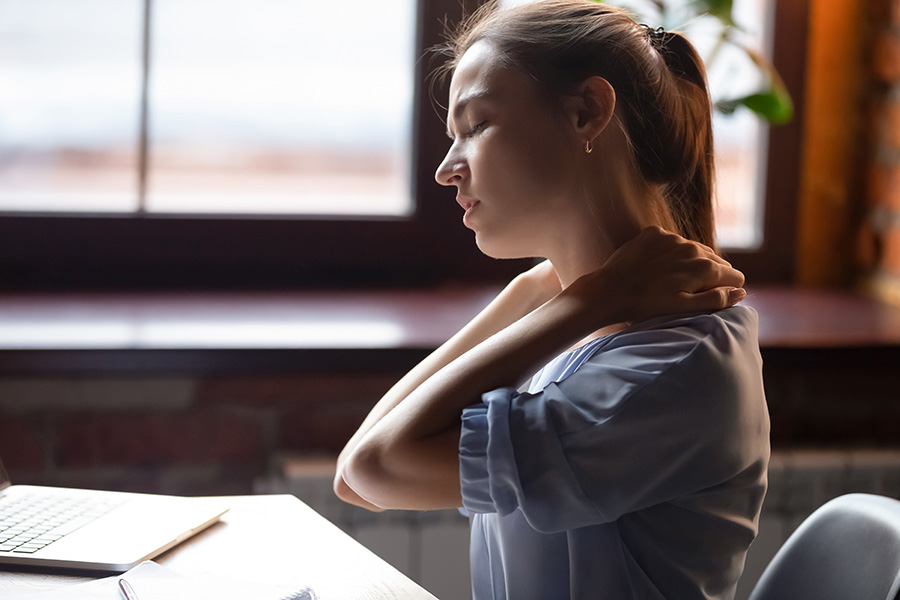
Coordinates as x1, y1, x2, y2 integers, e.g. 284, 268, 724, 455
459, 306, 769, 600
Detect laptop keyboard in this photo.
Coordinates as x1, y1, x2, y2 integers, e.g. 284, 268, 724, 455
0, 492, 125, 554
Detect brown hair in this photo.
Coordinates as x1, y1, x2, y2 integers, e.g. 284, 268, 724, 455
437, 0, 717, 249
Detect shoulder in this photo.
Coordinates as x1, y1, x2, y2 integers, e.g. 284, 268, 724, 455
638, 306, 762, 386
623, 305, 758, 353
598, 307, 766, 435
545, 307, 763, 426
577, 306, 760, 384
548, 306, 767, 461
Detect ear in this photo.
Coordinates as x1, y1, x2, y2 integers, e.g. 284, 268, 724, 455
567, 76, 616, 145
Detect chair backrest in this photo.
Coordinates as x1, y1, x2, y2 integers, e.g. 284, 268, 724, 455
748, 493, 900, 600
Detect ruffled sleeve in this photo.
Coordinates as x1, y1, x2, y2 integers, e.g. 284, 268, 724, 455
459, 385, 606, 531
459, 387, 524, 515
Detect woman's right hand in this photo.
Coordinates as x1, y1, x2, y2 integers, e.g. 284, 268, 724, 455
572, 227, 746, 327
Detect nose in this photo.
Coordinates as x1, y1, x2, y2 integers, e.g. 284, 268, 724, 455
434, 144, 466, 187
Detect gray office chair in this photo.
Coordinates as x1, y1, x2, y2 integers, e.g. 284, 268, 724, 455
748, 493, 900, 600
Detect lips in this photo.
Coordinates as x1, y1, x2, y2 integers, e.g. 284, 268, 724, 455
456, 194, 479, 228
456, 195, 478, 211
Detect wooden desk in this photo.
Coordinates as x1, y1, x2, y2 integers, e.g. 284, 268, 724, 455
0, 495, 439, 600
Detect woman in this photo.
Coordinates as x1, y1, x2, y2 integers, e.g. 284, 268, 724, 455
335, 1, 769, 598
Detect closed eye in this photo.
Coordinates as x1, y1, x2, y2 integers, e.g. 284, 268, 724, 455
466, 121, 487, 136
445, 121, 487, 141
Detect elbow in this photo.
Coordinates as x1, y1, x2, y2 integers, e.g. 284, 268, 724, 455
332, 471, 358, 505
332, 473, 386, 513
335, 441, 397, 510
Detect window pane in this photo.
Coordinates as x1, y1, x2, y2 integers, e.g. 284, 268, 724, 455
146, 0, 416, 217
705, 0, 771, 250
0, 0, 142, 213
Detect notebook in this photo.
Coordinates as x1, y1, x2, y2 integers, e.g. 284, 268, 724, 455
0, 455, 229, 572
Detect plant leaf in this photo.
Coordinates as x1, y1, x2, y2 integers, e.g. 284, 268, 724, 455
716, 85, 793, 124
719, 32, 794, 123
687, 0, 735, 26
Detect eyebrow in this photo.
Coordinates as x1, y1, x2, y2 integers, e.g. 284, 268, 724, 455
446, 90, 493, 139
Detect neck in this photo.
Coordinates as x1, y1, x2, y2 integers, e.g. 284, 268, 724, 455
547, 185, 670, 290
548, 116, 677, 288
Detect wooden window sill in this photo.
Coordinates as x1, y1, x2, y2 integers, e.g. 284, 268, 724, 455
1, 285, 899, 374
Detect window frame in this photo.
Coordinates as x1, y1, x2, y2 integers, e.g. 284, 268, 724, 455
722, 0, 809, 284
0, 0, 806, 291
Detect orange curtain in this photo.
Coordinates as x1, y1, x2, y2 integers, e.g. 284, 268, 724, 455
795, 0, 868, 289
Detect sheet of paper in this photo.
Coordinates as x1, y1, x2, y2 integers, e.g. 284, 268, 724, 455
3, 561, 316, 600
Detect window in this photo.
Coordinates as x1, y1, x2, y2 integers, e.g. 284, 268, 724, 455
0, 0, 414, 218
726, 0, 808, 282
0, 0, 527, 289
145, 0, 415, 218
0, 0, 415, 216
0, 0, 808, 290
0, 0, 143, 213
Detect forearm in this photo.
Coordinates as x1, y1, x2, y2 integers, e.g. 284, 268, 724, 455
333, 346, 469, 510
334, 264, 559, 508
342, 283, 606, 510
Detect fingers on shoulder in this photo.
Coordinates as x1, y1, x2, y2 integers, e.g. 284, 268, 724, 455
690, 257, 744, 292
666, 236, 743, 292
688, 286, 746, 312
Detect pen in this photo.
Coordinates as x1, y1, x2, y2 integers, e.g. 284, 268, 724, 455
118, 578, 140, 600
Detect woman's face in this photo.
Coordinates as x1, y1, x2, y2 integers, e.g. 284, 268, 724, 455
435, 41, 582, 260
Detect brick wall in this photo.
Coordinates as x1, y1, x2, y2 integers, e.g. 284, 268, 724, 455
0, 371, 402, 496
864, 0, 900, 304
2, 350, 898, 497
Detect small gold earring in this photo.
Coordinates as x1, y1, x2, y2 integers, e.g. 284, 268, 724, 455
585, 140, 593, 154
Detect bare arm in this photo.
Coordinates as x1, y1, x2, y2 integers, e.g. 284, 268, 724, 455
333, 260, 561, 509
338, 228, 745, 510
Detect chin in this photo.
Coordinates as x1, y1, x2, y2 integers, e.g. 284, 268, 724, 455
474, 234, 533, 261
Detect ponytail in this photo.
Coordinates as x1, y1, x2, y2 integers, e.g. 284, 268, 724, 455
648, 29, 716, 249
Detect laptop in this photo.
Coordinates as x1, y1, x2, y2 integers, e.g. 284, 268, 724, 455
0, 455, 229, 572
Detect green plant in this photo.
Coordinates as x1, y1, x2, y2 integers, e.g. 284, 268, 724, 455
600, 0, 793, 124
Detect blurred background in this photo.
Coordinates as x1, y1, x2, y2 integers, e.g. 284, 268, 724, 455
1, 0, 899, 599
